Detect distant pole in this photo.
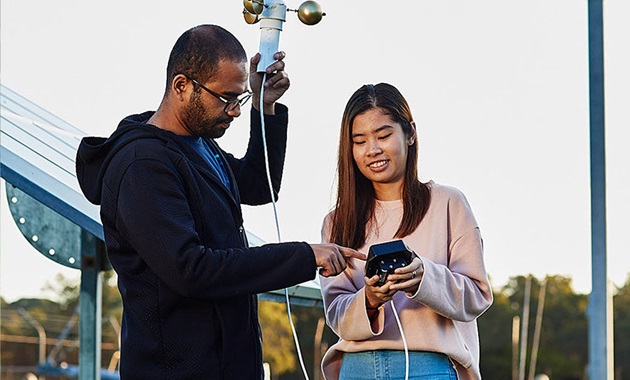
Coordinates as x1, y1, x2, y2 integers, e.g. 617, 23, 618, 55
518, 276, 531, 380
314, 317, 326, 380
47, 309, 79, 364
528, 278, 547, 380
587, 0, 613, 379
18, 308, 47, 365
512, 315, 520, 380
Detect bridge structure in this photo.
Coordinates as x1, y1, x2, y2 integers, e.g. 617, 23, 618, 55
0, 83, 322, 380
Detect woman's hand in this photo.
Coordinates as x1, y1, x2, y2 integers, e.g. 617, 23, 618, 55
388, 257, 424, 297
364, 275, 396, 309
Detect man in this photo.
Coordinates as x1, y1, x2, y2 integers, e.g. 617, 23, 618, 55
76, 24, 362, 379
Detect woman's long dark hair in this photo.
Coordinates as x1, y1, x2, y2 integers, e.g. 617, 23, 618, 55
329, 83, 431, 249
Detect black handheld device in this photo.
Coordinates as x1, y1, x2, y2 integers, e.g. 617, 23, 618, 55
365, 240, 414, 286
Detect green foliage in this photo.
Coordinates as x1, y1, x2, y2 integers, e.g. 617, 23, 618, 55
478, 288, 514, 378
259, 301, 297, 376
478, 274, 630, 380
534, 276, 588, 378
259, 301, 333, 380
101, 270, 123, 323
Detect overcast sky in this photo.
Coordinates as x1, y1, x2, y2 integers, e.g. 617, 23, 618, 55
1, 0, 629, 302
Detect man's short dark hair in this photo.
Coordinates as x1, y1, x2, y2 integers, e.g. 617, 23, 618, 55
165, 24, 247, 92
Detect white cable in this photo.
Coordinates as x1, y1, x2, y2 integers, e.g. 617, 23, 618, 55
390, 299, 409, 380
258, 73, 310, 380
258, 75, 282, 243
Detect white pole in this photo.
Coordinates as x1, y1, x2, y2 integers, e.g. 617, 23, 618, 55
518, 276, 532, 380
528, 278, 547, 380
512, 315, 520, 380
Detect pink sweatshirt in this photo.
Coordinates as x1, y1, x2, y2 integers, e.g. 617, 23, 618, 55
319, 181, 493, 380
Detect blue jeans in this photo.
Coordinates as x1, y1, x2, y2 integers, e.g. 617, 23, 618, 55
339, 350, 457, 380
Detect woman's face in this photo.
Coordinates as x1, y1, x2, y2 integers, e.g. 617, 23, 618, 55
351, 108, 414, 199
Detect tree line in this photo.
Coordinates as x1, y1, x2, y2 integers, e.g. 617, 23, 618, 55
1, 273, 629, 379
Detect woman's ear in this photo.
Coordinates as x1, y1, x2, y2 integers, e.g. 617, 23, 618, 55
407, 121, 417, 145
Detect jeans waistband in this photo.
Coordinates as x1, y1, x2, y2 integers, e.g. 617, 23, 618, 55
339, 350, 457, 380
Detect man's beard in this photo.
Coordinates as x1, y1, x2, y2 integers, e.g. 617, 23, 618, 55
182, 92, 232, 139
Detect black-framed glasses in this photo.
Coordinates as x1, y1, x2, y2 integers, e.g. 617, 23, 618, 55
190, 78, 253, 113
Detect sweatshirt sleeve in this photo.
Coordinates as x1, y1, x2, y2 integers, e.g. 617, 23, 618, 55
224, 104, 289, 205
318, 214, 384, 341
410, 188, 493, 321
112, 150, 316, 299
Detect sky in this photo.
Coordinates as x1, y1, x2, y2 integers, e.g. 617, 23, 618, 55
1, 0, 629, 302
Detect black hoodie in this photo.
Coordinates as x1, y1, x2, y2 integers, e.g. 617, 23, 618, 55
76, 105, 316, 379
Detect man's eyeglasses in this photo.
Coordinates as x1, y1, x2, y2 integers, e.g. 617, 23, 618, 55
189, 78, 253, 113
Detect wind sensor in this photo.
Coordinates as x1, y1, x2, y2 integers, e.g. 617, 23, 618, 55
242, 0, 325, 72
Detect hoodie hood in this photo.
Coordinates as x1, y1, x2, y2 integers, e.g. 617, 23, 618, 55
76, 111, 166, 205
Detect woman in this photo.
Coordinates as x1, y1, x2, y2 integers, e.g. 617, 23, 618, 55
319, 83, 493, 380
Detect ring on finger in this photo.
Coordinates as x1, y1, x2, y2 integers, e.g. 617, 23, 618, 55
412, 269, 417, 278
